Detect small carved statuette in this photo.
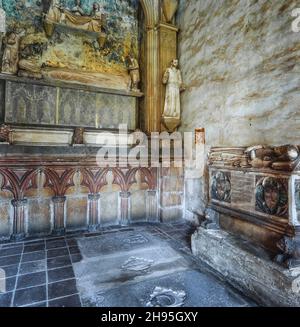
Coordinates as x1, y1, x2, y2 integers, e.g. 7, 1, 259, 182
274, 236, 300, 269
72, 0, 85, 16
0, 124, 11, 143
73, 127, 84, 145
128, 57, 140, 92
1, 31, 24, 75
201, 208, 220, 230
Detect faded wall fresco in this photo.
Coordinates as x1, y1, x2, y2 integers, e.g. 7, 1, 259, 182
2, 0, 139, 82
178, 0, 300, 147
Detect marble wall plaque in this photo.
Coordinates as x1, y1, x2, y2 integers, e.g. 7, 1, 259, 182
5, 81, 136, 130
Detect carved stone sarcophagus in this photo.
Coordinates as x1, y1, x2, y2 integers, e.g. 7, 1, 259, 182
208, 146, 300, 269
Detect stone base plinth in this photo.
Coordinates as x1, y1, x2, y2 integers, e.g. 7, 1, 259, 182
191, 227, 300, 306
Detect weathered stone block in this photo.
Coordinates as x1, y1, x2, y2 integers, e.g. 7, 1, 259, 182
161, 193, 183, 207
130, 191, 147, 222
27, 199, 51, 235
100, 192, 119, 226
0, 202, 11, 239
161, 177, 184, 192
161, 166, 184, 177
160, 208, 183, 223
66, 197, 87, 230
192, 227, 300, 306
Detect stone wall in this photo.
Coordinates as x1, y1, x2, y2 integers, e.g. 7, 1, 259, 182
177, 0, 300, 219
178, 0, 300, 146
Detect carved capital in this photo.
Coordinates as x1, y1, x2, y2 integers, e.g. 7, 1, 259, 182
120, 191, 131, 199
88, 193, 101, 201
52, 196, 66, 204
11, 199, 28, 207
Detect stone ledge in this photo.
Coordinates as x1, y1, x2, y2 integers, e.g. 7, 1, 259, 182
191, 227, 300, 306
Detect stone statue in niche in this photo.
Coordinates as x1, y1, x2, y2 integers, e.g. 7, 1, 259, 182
128, 57, 140, 92
0, 124, 11, 143
162, 59, 185, 119
255, 177, 288, 218
1, 30, 24, 75
245, 145, 299, 171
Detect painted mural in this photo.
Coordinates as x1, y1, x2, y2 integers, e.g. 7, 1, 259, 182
1, 0, 139, 89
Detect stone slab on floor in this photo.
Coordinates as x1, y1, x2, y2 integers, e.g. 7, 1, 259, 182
79, 269, 250, 307
73, 229, 253, 307
191, 227, 300, 307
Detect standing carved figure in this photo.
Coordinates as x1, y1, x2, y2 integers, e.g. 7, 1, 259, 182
1, 31, 23, 75
162, 59, 185, 119
128, 57, 140, 92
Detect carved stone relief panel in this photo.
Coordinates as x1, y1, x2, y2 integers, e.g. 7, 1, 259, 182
211, 171, 231, 203
5, 81, 136, 129
255, 176, 288, 218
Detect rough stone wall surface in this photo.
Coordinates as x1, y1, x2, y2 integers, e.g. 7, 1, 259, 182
178, 0, 300, 146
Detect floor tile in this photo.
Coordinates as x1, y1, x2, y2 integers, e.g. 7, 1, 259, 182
23, 301, 47, 307
47, 256, 72, 270
69, 246, 80, 255
16, 271, 46, 290
46, 240, 67, 250
47, 248, 69, 258
2, 276, 16, 292
22, 251, 46, 263
71, 254, 83, 263
48, 279, 78, 300
0, 264, 19, 278
24, 243, 45, 253
19, 260, 46, 275
48, 266, 75, 283
66, 239, 77, 247
13, 285, 46, 307
0, 255, 21, 267
49, 294, 81, 307
0, 292, 13, 307
0, 246, 23, 257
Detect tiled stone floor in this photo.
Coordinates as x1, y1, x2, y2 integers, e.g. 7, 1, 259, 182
0, 222, 255, 307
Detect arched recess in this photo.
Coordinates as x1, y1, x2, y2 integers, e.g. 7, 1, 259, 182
139, 0, 161, 133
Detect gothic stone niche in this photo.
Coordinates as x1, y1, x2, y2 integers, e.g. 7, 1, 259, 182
255, 177, 288, 218
211, 171, 231, 203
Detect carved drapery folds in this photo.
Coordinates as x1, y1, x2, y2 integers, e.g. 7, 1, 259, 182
0, 163, 158, 239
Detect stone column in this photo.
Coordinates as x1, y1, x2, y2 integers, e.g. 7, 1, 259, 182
52, 196, 66, 235
146, 190, 158, 222
88, 193, 101, 232
119, 192, 131, 226
11, 199, 27, 241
